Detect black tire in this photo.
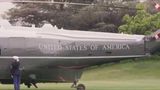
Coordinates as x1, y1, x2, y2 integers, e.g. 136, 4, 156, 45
24, 82, 31, 88
77, 84, 85, 90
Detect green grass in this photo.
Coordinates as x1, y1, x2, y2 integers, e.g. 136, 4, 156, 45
82, 55, 160, 81
1, 55, 160, 90
1, 80, 160, 90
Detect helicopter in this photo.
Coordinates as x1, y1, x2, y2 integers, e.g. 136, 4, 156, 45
0, 0, 160, 90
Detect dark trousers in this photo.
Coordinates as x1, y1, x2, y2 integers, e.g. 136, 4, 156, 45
13, 75, 20, 90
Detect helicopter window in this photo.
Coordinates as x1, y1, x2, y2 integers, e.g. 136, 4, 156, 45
144, 36, 155, 41
88, 53, 92, 56
0, 49, 1, 55
105, 51, 112, 54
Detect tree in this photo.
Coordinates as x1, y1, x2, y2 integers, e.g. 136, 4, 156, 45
6, 2, 75, 28
69, 1, 137, 32
119, 3, 160, 35
5, 0, 137, 32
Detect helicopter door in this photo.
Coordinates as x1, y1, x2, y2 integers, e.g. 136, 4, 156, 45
8, 37, 26, 55
0, 38, 9, 56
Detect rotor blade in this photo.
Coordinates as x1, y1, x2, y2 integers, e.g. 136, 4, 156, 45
106, 5, 141, 10
0, 0, 13, 2
9, 0, 95, 6
0, 0, 139, 10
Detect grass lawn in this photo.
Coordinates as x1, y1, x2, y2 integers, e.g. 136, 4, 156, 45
1, 80, 160, 90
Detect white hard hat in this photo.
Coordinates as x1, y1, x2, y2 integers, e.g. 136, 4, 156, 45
13, 56, 19, 62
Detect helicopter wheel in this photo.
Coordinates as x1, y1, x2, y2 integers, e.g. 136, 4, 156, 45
76, 84, 85, 90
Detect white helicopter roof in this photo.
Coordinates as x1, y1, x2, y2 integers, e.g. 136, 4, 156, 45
0, 22, 144, 41
42, 23, 54, 28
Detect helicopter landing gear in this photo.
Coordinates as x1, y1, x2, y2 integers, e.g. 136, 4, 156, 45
71, 79, 86, 90
76, 84, 85, 90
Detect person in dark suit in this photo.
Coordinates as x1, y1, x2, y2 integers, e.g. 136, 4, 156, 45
10, 56, 21, 90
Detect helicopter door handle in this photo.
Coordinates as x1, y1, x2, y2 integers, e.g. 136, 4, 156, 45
0, 48, 1, 55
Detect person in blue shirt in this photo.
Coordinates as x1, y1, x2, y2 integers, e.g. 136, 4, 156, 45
10, 56, 21, 90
